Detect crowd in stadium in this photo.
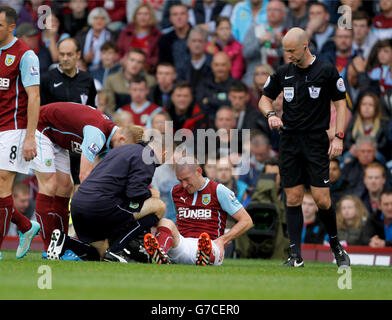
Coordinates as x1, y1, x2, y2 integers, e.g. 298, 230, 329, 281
4, 0, 392, 259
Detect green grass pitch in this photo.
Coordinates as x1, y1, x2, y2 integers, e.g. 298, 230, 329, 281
0, 250, 391, 300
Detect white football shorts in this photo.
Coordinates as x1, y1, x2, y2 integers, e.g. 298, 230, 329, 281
168, 234, 223, 266
0, 129, 32, 174
29, 130, 70, 174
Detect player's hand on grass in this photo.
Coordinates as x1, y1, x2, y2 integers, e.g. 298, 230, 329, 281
268, 115, 283, 130
328, 137, 343, 159
23, 135, 37, 161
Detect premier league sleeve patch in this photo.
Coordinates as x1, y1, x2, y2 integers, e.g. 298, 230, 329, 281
336, 78, 346, 92
88, 142, 100, 156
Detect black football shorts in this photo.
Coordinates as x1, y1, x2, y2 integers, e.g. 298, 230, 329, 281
278, 130, 330, 188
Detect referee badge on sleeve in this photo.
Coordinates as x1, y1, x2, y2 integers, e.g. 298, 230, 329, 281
336, 78, 346, 92
283, 87, 294, 102
308, 86, 321, 99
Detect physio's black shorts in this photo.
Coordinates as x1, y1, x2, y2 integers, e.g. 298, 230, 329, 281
70, 200, 140, 244
278, 130, 330, 188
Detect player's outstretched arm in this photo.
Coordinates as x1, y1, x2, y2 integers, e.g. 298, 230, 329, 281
23, 85, 40, 161
214, 208, 253, 261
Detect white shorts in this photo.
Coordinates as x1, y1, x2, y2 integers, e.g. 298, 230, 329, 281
0, 129, 31, 174
168, 234, 223, 266
29, 131, 70, 174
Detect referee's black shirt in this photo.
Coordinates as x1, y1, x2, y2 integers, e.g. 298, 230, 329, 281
263, 57, 346, 132
40, 65, 97, 107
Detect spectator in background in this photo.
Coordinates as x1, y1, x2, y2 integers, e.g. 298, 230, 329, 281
368, 39, 392, 96
8, 183, 34, 236
352, 11, 377, 60
40, 12, 70, 63
239, 131, 272, 196
301, 191, 327, 244
117, 2, 161, 74
119, 75, 161, 128
196, 51, 234, 122
151, 111, 171, 135
127, 0, 166, 27
283, 0, 309, 30
231, 0, 270, 44
363, 189, 392, 247
320, 27, 355, 78
88, 0, 127, 31
62, 0, 89, 37
372, 0, 392, 41
212, 106, 239, 158
228, 80, 266, 131
345, 56, 381, 111
305, 2, 334, 55
329, 158, 350, 208
16, 22, 53, 73
336, 195, 368, 246
344, 93, 390, 163
341, 135, 392, 193
90, 40, 121, 89
158, 3, 191, 73
112, 109, 134, 127
248, 64, 275, 109
189, 0, 232, 36
202, 155, 218, 181
96, 91, 110, 114
164, 81, 205, 133
148, 62, 177, 108
104, 48, 155, 114
75, 7, 114, 71
356, 162, 387, 215
206, 17, 244, 79
216, 156, 248, 204
17, 0, 48, 26
242, 0, 286, 86
177, 26, 213, 90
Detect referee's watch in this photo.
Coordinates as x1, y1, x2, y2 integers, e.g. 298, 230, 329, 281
335, 131, 345, 140
266, 111, 277, 119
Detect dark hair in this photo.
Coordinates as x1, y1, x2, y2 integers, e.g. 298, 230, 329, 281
381, 188, 392, 198
309, 1, 329, 13
215, 16, 231, 28
57, 37, 81, 51
229, 80, 248, 93
170, 2, 189, 14
127, 47, 147, 59
172, 80, 192, 92
0, 5, 17, 25
330, 158, 340, 167
156, 61, 176, 70
264, 157, 279, 167
130, 74, 147, 85
101, 40, 118, 52
352, 10, 371, 26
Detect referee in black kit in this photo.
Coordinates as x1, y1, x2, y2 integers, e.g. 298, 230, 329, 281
259, 27, 350, 267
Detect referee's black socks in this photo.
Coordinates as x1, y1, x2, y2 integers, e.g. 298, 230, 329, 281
317, 206, 339, 248
286, 206, 304, 257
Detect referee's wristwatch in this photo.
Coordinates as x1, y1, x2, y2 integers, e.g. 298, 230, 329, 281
335, 131, 345, 140
265, 111, 277, 119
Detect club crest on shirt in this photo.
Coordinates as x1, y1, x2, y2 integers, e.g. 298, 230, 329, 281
129, 202, 140, 209
44, 159, 52, 167
283, 87, 294, 102
5, 54, 15, 66
202, 194, 211, 205
308, 86, 321, 99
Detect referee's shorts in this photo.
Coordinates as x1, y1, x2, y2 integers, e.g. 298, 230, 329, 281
70, 198, 140, 244
278, 130, 330, 189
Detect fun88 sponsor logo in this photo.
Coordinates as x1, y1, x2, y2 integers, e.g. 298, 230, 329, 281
0, 78, 10, 90
178, 208, 212, 219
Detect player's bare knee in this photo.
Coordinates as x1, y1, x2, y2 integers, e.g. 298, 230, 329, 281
315, 198, 331, 211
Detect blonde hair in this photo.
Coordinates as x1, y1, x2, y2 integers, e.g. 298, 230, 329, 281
352, 93, 383, 139
118, 125, 145, 144
336, 195, 368, 230
132, 2, 157, 28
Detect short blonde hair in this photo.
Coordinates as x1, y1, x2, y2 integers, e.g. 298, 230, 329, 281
118, 125, 145, 144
